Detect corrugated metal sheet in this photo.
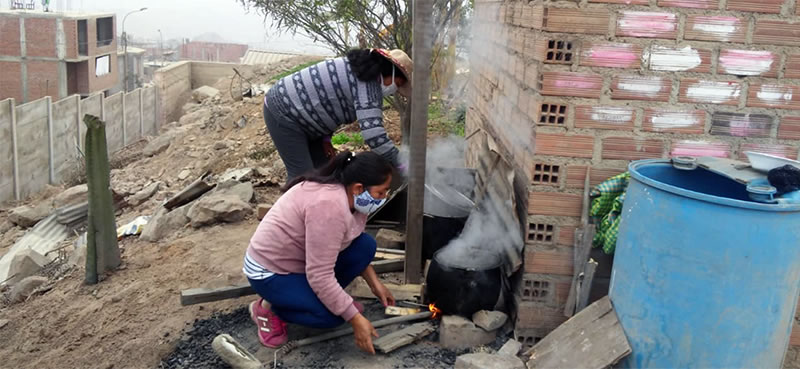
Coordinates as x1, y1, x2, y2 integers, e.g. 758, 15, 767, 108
241, 50, 308, 66
0, 214, 70, 282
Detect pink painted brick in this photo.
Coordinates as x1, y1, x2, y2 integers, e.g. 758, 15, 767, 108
740, 144, 798, 161
617, 11, 678, 39
643, 109, 706, 134
611, 76, 671, 102
679, 79, 742, 106
711, 112, 774, 138
580, 42, 642, 69
748, 84, 800, 110
540, 72, 603, 99
685, 16, 747, 43
648, 45, 711, 73
574, 106, 636, 130
671, 140, 732, 158
718, 50, 779, 77
658, 0, 719, 9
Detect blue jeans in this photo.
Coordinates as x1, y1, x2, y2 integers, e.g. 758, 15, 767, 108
247, 233, 377, 329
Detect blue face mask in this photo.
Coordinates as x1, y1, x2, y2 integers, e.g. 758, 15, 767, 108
354, 190, 386, 215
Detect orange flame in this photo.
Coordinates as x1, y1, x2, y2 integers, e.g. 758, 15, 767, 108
428, 303, 442, 319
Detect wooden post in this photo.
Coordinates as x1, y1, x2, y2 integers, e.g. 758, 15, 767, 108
405, 0, 435, 284
46, 96, 55, 184
9, 99, 20, 201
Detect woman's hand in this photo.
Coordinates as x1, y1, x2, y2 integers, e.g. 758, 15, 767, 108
371, 282, 396, 307
350, 313, 378, 354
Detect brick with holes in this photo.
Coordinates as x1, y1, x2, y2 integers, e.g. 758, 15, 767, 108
527, 222, 555, 243
543, 8, 610, 35
543, 39, 575, 65
579, 42, 642, 69
536, 103, 568, 126
531, 163, 561, 185
574, 106, 636, 130
711, 112, 774, 138
520, 273, 571, 307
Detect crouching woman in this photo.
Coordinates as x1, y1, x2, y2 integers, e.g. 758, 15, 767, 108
243, 151, 396, 354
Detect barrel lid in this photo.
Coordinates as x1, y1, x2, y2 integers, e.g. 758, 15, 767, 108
629, 159, 800, 212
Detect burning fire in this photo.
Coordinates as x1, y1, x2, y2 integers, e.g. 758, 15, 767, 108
428, 303, 442, 319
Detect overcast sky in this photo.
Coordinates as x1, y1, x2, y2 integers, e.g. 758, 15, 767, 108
42, 0, 332, 54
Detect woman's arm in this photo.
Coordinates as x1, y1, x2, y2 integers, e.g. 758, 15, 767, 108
354, 80, 401, 167
361, 265, 395, 307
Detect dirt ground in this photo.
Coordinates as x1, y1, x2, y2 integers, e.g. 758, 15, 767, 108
0, 59, 470, 369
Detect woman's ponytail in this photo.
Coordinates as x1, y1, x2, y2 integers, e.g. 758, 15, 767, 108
281, 151, 392, 192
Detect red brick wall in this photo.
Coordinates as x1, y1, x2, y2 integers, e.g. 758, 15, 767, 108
0, 17, 20, 56
468, 0, 800, 351
24, 18, 57, 58
63, 19, 78, 60
26, 60, 60, 101
0, 61, 23, 101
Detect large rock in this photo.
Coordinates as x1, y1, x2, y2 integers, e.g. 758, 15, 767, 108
7, 249, 50, 286
497, 339, 522, 357
143, 134, 174, 157
178, 107, 213, 127
454, 353, 525, 369
9, 202, 53, 228
472, 310, 508, 332
187, 194, 252, 228
0, 219, 13, 235
128, 181, 162, 206
192, 86, 220, 102
215, 181, 255, 203
140, 205, 191, 242
53, 184, 88, 208
439, 315, 498, 349
9, 276, 49, 303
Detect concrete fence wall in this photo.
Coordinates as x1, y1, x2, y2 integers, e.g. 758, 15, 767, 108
0, 85, 158, 203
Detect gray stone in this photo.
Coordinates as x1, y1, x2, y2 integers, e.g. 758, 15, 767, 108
53, 184, 88, 208
376, 229, 405, 249
9, 276, 49, 303
143, 134, 173, 157
439, 315, 498, 349
178, 169, 192, 180
140, 205, 191, 242
192, 86, 220, 102
472, 310, 508, 332
0, 219, 13, 235
213, 141, 229, 150
0, 319, 8, 329
187, 194, 251, 228
498, 339, 522, 357
128, 181, 162, 206
455, 353, 525, 369
219, 168, 254, 183
220, 182, 254, 203
179, 107, 213, 127
7, 249, 50, 286
9, 202, 53, 228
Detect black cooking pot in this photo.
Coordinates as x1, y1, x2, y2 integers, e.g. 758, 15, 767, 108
425, 249, 503, 317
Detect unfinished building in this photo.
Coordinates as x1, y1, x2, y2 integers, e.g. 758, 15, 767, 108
465, 0, 800, 360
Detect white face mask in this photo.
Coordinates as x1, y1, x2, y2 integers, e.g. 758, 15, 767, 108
382, 66, 398, 97
354, 190, 386, 215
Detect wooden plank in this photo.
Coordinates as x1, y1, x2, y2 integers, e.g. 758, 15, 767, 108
345, 279, 423, 301
576, 259, 598, 313
406, 0, 434, 285
375, 252, 405, 260
373, 258, 404, 274
525, 296, 631, 369
373, 321, 436, 353
180, 284, 254, 306
565, 167, 594, 317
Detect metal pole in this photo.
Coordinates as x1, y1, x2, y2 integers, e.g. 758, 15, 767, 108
405, 0, 434, 284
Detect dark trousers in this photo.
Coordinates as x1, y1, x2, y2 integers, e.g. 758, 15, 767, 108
247, 233, 377, 329
263, 103, 328, 181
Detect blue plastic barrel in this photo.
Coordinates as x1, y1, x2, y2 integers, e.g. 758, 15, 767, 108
610, 160, 800, 368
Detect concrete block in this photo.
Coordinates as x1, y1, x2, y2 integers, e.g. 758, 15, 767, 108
455, 353, 525, 369
7, 249, 50, 286
257, 204, 272, 220
9, 202, 53, 228
376, 229, 405, 249
472, 310, 508, 332
53, 184, 88, 208
440, 315, 498, 349
498, 339, 522, 356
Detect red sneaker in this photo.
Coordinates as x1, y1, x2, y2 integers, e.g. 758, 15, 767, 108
249, 299, 288, 348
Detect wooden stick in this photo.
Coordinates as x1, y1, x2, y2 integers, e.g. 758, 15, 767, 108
576, 259, 598, 313
373, 321, 436, 353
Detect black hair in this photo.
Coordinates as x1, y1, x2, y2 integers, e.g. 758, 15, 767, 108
346, 49, 407, 82
282, 151, 393, 192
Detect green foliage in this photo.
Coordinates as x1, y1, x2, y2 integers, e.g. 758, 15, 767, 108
269, 60, 324, 82
332, 132, 365, 146
248, 148, 275, 160
428, 99, 466, 137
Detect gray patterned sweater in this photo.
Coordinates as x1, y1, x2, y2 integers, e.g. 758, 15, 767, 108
264, 57, 400, 166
